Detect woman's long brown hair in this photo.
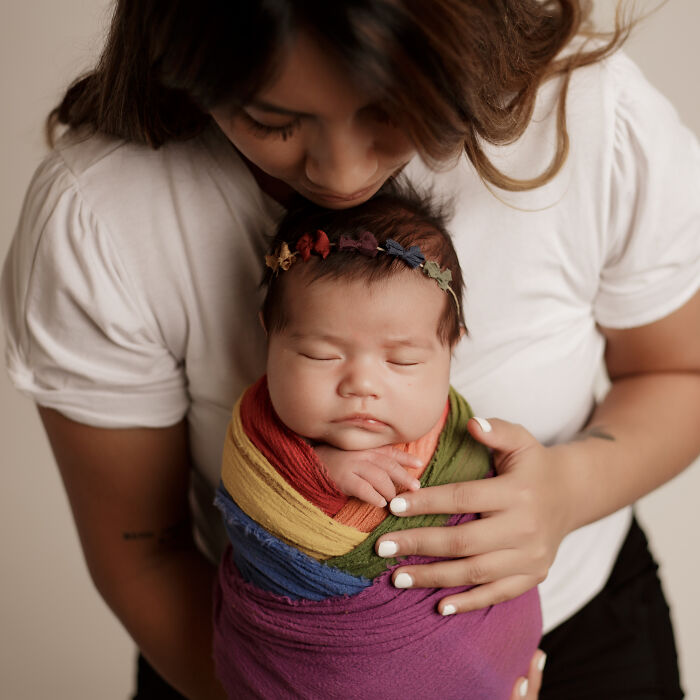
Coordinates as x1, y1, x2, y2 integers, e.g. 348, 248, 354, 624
47, 0, 634, 191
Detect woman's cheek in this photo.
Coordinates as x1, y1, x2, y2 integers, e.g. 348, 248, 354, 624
231, 132, 303, 176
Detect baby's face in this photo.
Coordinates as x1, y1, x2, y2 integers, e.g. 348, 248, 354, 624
266, 267, 454, 450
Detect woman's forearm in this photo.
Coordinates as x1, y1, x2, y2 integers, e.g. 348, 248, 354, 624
101, 545, 225, 700
36, 409, 226, 700
555, 371, 700, 535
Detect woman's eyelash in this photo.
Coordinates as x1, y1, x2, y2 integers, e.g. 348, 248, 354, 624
242, 112, 300, 141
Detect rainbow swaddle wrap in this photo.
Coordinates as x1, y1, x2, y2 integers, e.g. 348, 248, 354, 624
213, 376, 541, 699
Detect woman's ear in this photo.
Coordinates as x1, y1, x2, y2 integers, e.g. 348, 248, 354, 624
258, 311, 267, 336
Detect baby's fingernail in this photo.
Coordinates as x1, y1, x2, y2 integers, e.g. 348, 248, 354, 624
393, 572, 414, 588
519, 678, 529, 697
473, 417, 492, 433
377, 540, 398, 557
377, 498, 387, 507
390, 497, 408, 514
410, 479, 421, 490
537, 652, 547, 672
441, 604, 457, 616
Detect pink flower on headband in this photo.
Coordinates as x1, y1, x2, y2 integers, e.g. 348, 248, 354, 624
338, 231, 379, 257
296, 230, 331, 262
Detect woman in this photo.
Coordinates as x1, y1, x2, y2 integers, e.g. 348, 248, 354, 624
2, 1, 698, 698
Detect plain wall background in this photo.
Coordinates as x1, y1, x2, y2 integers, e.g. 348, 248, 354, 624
1, 1, 698, 698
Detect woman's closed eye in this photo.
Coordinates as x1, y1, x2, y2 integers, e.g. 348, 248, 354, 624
241, 111, 301, 141
362, 103, 398, 128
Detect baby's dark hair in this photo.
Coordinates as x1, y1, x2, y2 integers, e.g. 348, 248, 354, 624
262, 182, 465, 346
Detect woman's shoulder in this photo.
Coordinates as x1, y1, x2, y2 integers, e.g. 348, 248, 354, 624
48, 125, 262, 216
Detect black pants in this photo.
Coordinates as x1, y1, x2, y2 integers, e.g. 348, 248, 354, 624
539, 515, 683, 699
133, 516, 683, 699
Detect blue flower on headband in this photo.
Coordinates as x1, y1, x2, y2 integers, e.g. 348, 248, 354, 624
384, 239, 426, 269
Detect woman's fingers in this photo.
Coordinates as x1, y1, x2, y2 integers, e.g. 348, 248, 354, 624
467, 416, 537, 456
386, 477, 505, 518
377, 518, 512, 559
435, 575, 536, 614
390, 549, 533, 590
510, 650, 546, 699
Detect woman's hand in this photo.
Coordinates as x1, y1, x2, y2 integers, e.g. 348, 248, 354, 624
375, 417, 575, 613
314, 444, 422, 507
511, 651, 546, 700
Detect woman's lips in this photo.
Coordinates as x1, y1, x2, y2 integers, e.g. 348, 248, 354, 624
306, 182, 380, 204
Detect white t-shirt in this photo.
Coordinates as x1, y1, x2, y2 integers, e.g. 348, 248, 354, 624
3, 51, 699, 633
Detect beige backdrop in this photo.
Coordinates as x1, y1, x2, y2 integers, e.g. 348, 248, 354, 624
1, 1, 699, 698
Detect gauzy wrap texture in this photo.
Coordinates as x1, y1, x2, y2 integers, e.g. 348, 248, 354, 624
213, 377, 541, 699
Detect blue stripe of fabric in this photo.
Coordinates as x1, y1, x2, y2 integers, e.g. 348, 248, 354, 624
214, 484, 371, 601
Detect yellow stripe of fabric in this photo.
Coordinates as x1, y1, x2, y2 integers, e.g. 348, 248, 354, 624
221, 396, 367, 560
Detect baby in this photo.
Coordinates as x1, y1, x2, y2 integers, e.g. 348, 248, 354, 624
213, 184, 541, 699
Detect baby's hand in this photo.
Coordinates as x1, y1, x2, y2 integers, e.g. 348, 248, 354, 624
314, 445, 423, 507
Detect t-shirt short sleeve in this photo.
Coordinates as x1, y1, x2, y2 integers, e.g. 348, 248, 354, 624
594, 54, 700, 329
1, 152, 188, 428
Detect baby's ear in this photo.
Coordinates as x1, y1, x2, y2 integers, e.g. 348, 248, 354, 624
258, 311, 267, 336
459, 325, 467, 339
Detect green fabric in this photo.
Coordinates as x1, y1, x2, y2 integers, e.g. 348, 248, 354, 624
325, 387, 490, 579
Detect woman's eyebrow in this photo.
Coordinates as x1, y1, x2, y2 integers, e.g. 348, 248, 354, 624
248, 99, 312, 118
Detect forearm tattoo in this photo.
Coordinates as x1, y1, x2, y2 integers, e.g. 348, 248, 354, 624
122, 518, 191, 549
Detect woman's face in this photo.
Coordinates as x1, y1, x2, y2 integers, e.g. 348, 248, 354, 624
211, 33, 415, 209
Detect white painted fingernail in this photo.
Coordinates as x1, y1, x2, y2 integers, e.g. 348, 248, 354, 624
377, 540, 398, 557
441, 604, 457, 616
473, 417, 492, 433
537, 652, 547, 672
390, 497, 407, 514
519, 679, 529, 697
394, 572, 413, 588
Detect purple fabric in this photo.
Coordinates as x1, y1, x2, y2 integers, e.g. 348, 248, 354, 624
213, 512, 541, 699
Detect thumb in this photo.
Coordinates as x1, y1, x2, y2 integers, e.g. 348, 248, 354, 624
467, 416, 536, 454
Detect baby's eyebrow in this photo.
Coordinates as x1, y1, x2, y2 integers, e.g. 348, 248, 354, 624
289, 332, 340, 342
288, 332, 437, 350
383, 338, 434, 350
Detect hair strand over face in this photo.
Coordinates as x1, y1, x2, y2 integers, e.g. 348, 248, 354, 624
47, 0, 635, 191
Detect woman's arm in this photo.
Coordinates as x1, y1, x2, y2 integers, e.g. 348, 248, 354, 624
375, 288, 700, 613
38, 408, 226, 700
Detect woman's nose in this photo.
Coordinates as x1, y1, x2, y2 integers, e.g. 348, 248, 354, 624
305, 123, 378, 195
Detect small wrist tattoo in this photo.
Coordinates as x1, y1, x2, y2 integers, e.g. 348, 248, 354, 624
571, 426, 616, 443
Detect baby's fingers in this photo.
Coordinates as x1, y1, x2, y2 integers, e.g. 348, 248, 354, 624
368, 448, 421, 492
373, 446, 424, 470
343, 472, 390, 508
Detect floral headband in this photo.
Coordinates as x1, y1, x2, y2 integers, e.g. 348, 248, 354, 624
265, 229, 460, 313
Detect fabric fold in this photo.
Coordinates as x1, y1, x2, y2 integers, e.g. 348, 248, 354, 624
214, 379, 542, 699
